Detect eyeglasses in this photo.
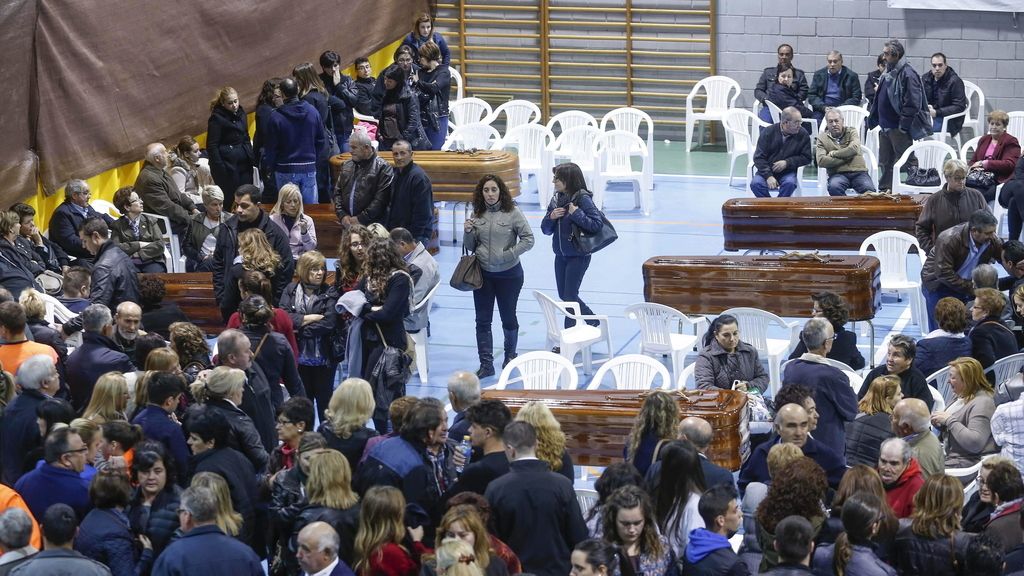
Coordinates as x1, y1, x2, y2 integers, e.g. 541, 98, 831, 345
63, 447, 89, 456
350, 241, 365, 247
276, 418, 294, 426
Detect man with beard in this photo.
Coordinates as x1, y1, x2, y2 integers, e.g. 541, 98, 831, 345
681, 484, 749, 576
113, 302, 147, 359
877, 437, 924, 518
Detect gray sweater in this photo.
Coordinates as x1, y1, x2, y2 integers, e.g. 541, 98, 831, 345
942, 392, 997, 469
464, 203, 534, 272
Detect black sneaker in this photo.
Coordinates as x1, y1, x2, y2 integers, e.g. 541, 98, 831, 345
476, 365, 495, 378
551, 346, 560, 354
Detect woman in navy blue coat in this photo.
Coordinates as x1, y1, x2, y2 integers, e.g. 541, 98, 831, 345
76, 470, 154, 576
541, 163, 605, 330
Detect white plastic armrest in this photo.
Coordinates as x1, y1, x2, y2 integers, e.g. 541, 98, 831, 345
576, 313, 609, 326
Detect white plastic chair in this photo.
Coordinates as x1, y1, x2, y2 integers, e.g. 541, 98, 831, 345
576, 488, 599, 518
38, 292, 77, 325
492, 350, 579, 390
548, 126, 601, 186
985, 352, 1024, 389
489, 100, 542, 139
600, 107, 655, 193
546, 110, 598, 138
448, 97, 492, 130
929, 384, 946, 414
142, 212, 185, 273
409, 282, 440, 384
442, 123, 502, 151
934, 80, 983, 147
859, 231, 926, 328
624, 302, 707, 386
927, 366, 954, 406
892, 140, 956, 196
960, 136, 981, 162
765, 100, 818, 140
677, 362, 697, 390
684, 75, 741, 152
585, 354, 672, 391
864, 126, 881, 164
89, 199, 120, 219
534, 291, 613, 376
449, 67, 465, 101
1007, 111, 1024, 142
722, 109, 758, 187
502, 124, 555, 206
593, 130, 651, 215
721, 307, 801, 395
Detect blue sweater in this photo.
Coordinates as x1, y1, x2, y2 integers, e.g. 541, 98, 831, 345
133, 405, 190, 485
15, 463, 91, 520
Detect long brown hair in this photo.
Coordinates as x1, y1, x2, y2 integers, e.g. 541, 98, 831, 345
355, 486, 408, 575
831, 465, 898, 539
436, 505, 493, 569
471, 175, 514, 217
362, 237, 409, 297
910, 474, 964, 538
337, 224, 370, 288
756, 457, 827, 532
292, 62, 327, 98
833, 493, 883, 576
625, 391, 678, 465
601, 486, 664, 560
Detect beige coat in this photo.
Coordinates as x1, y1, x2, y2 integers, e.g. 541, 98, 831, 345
942, 392, 997, 469
815, 126, 867, 175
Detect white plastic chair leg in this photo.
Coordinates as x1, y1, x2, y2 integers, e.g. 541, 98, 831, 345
412, 331, 428, 383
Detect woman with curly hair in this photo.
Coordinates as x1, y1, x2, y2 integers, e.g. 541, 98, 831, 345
755, 456, 828, 571
319, 378, 378, 471
463, 174, 534, 377
931, 356, 997, 469
586, 463, 644, 538
227, 269, 299, 357
812, 492, 896, 576
514, 401, 573, 481
788, 291, 865, 369
354, 486, 428, 576
356, 237, 413, 431
206, 86, 254, 209
601, 485, 675, 576
914, 297, 972, 377
845, 375, 903, 467
169, 321, 212, 380
650, 440, 706, 556
894, 474, 970, 575
623, 391, 678, 476
335, 224, 370, 293
82, 372, 129, 425
817, 465, 899, 562
238, 228, 282, 281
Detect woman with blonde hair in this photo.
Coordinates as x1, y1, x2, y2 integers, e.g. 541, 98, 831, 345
515, 401, 573, 480
270, 183, 317, 259
436, 538, 485, 576
280, 250, 339, 421
70, 417, 103, 482
434, 505, 509, 575
19, 288, 68, 370
623, 391, 678, 476
190, 471, 243, 537
845, 375, 903, 467
354, 486, 427, 576
320, 378, 378, 470
894, 474, 971, 575
931, 356, 997, 469
292, 450, 362, 566
82, 371, 129, 424
206, 86, 254, 208
187, 365, 269, 472
238, 227, 282, 281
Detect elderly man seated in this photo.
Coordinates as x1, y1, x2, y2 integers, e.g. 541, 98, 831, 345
815, 108, 876, 196
750, 106, 812, 198
877, 437, 925, 519
891, 398, 944, 478
807, 51, 862, 123
738, 403, 846, 494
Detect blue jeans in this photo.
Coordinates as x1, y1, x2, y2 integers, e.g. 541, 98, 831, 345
424, 116, 449, 150
555, 254, 597, 327
276, 171, 318, 205
827, 172, 877, 196
923, 284, 970, 332
751, 171, 798, 197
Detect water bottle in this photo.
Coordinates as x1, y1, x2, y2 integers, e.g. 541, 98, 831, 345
455, 435, 472, 474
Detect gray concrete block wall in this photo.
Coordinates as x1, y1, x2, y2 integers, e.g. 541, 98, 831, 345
718, 0, 1024, 115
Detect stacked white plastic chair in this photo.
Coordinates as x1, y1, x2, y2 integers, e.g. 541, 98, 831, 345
600, 107, 655, 193
592, 130, 651, 215
442, 123, 502, 151
492, 351, 578, 390
684, 75, 741, 152
489, 100, 541, 140
448, 97, 492, 131
502, 124, 555, 206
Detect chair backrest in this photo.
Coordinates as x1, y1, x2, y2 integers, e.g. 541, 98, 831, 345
625, 302, 689, 351
926, 366, 954, 406
960, 136, 982, 162
1007, 111, 1024, 142
894, 140, 956, 194
90, 199, 121, 218
551, 125, 602, 170
588, 354, 671, 390
929, 384, 946, 414
720, 307, 789, 355
449, 97, 492, 128
859, 230, 923, 286
686, 76, 742, 114
546, 110, 598, 137
449, 67, 465, 101
722, 109, 756, 153
985, 352, 1024, 389
503, 124, 554, 163
576, 488, 599, 518
411, 280, 440, 313
600, 107, 653, 138
442, 123, 502, 151
38, 292, 76, 325
490, 100, 542, 137
677, 362, 697, 390
496, 351, 579, 390
962, 80, 984, 136
835, 105, 869, 141
594, 130, 646, 174
765, 100, 783, 124
860, 145, 879, 183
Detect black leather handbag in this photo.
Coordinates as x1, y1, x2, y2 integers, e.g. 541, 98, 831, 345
571, 213, 618, 255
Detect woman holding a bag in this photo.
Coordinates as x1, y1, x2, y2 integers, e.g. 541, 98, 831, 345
357, 237, 413, 431
972, 110, 1021, 204
541, 163, 605, 331
464, 174, 535, 378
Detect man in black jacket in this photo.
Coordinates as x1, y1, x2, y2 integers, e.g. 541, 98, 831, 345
65, 304, 135, 412
212, 185, 294, 322
215, 329, 276, 456
682, 485, 749, 576
353, 57, 377, 117
319, 50, 360, 153
762, 516, 816, 575
0, 354, 61, 485
46, 179, 114, 260
333, 130, 394, 227
485, 422, 587, 576
750, 107, 812, 198
445, 399, 511, 499
807, 51, 862, 123
10, 203, 68, 274
386, 141, 434, 244
754, 44, 808, 105
922, 53, 968, 138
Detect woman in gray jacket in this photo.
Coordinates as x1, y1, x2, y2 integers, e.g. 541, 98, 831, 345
463, 174, 535, 378
694, 314, 769, 394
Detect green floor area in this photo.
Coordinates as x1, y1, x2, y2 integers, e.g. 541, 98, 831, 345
654, 141, 820, 178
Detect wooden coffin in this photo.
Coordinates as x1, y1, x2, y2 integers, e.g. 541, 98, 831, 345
330, 150, 520, 202
259, 204, 440, 256
722, 194, 928, 251
642, 255, 881, 321
480, 389, 749, 471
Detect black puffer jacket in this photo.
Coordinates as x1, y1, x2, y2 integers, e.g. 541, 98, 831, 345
332, 152, 394, 225
894, 525, 970, 576
240, 326, 305, 408
126, 485, 182, 556
292, 504, 360, 566
844, 412, 894, 467
278, 281, 340, 365
186, 400, 269, 473
373, 84, 425, 151
921, 66, 968, 136
319, 421, 378, 473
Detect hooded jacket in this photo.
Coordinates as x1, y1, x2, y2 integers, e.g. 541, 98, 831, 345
265, 98, 326, 174
921, 65, 968, 136
682, 528, 750, 576
884, 457, 924, 518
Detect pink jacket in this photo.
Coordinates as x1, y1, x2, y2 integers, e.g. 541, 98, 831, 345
269, 213, 316, 259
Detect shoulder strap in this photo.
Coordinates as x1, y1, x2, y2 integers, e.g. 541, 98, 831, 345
648, 439, 668, 471
253, 333, 270, 357
981, 320, 1014, 334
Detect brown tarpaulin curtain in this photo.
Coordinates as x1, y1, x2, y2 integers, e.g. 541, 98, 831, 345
4, 0, 425, 205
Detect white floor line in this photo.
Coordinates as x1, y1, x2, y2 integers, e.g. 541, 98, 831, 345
874, 304, 913, 366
